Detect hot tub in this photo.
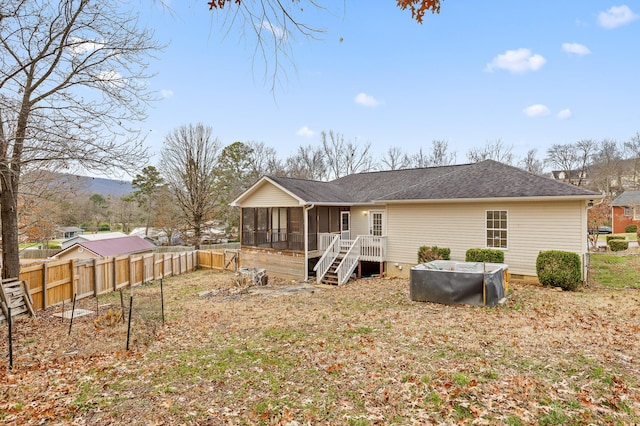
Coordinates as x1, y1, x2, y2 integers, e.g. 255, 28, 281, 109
409, 260, 508, 307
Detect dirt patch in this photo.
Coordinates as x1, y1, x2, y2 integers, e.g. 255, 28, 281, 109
1, 270, 639, 425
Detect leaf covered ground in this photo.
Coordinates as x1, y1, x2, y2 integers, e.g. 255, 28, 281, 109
1, 270, 639, 425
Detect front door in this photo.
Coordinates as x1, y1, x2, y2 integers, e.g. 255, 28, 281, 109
341, 211, 351, 240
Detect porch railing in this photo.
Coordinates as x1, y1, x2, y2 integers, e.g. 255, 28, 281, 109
313, 234, 340, 284
318, 233, 386, 262
335, 236, 361, 285
359, 235, 387, 262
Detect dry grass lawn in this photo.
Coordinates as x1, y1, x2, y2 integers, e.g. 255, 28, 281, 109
1, 269, 639, 425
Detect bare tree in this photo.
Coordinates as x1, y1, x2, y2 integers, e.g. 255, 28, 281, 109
159, 123, 222, 249
427, 139, 456, 166
546, 143, 579, 183
590, 139, 623, 196
207, 1, 442, 89
624, 131, 640, 188
321, 130, 374, 180
0, 0, 160, 278
285, 144, 328, 180
467, 139, 514, 165
380, 146, 412, 170
575, 139, 597, 186
245, 141, 285, 179
518, 149, 545, 175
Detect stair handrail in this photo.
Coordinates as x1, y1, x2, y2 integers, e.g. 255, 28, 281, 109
313, 234, 340, 284
335, 236, 361, 285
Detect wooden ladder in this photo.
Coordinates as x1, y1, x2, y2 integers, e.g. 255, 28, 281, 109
0, 278, 36, 322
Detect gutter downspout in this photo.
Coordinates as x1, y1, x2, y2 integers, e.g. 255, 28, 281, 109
304, 204, 315, 282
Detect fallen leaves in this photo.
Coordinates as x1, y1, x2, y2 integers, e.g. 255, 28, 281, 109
0, 272, 639, 424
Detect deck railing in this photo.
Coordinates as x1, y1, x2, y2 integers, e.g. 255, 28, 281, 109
358, 235, 387, 262
335, 236, 361, 285
313, 234, 340, 284
318, 233, 386, 262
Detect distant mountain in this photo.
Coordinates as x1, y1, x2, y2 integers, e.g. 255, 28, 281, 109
49, 173, 133, 198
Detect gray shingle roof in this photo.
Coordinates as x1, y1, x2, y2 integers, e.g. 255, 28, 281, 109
58, 236, 156, 257
611, 191, 640, 206
266, 176, 350, 203
263, 160, 600, 204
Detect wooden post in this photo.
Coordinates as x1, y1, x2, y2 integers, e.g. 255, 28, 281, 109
357, 261, 362, 278
93, 258, 99, 297
70, 259, 76, 301
42, 262, 48, 309
112, 257, 117, 292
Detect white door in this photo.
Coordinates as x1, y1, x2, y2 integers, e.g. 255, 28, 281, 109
370, 211, 386, 236
341, 211, 351, 240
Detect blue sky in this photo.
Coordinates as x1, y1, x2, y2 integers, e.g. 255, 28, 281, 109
138, 1, 640, 169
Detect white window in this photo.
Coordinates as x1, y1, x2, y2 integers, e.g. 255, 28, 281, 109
624, 207, 632, 216
486, 210, 507, 249
634, 205, 640, 221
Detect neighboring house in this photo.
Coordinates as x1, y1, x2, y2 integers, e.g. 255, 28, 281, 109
610, 191, 640, 233
61, 232, 128, 249
550, 169, 590, 187
54, 236, 156, 261
55, 226, 84, 239
232, 160, 602, 283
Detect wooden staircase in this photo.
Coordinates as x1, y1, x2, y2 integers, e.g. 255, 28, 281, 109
321, 247, 348, 285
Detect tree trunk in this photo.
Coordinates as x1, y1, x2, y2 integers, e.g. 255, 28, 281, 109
0, 177, 20, 279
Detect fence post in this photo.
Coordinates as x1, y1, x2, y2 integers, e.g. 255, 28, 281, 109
43, 262, 48, 309
93, 258, 99, 297
112, 257, 117, 292
70, 259, 76, 301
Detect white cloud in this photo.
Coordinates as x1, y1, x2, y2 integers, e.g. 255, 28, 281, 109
260, 21, 287, 41
97, 70, 124, 87
354, 92, 380, 107
296, 126, 315, 137
598, 5, 638, 29
161, 89, 174, 99
562, 43, 591, 56
68, 37, 104, 55
557, 109, 572, 120
485, 48, 546, 74
523, 104, 551, 117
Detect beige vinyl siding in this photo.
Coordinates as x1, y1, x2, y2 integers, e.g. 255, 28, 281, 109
386, 200, 587, 277
349, 206, 381, 237
240, 181, 300, 207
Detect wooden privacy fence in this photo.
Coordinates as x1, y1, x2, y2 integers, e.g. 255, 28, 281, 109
18, 249, 238, 311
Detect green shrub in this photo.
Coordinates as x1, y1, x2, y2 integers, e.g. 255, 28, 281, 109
625, 224, 638, 233
418, 245, 451, 263
536, 250, 581, 291
608, 239, 629, 252
465, 248, 504, 263
606, 235, 625, 243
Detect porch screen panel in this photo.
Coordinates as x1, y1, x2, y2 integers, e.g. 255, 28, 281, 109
288, 207, 304, 251
272, 208, 288, 250
242, 208, 255, 245
318, 207, 329, 233
308, 207, 317, 251
256, 208, 269, 247
329, 207, 340, 233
